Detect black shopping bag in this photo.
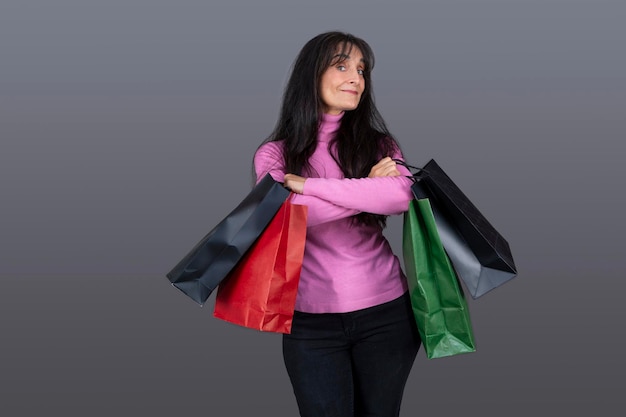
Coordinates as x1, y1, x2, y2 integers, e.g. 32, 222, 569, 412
166, 174, 290, 305
400, 159, 518, 299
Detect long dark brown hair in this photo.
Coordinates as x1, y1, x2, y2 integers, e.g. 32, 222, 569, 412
262, 31, 402, 227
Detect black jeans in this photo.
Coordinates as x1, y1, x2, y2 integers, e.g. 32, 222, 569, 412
282, 292, 421, 417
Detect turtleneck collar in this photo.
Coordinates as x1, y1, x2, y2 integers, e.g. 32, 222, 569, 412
318, 112, 344, 140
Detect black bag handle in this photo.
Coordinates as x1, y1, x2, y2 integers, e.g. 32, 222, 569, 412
393, 159, 434, 199
392, 158, 430, 183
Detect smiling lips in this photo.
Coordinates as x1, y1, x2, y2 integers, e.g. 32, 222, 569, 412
341, 90, 359, 95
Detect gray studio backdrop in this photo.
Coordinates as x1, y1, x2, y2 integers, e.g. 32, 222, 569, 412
1, 0, 624, 416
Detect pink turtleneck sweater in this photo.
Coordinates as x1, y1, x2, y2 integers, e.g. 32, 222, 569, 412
254, 112, 414, 313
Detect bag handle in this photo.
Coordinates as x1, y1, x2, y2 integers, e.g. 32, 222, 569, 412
392, 158, 430, 183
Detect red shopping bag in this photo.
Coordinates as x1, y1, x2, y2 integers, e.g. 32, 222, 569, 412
213, 199, 307, 333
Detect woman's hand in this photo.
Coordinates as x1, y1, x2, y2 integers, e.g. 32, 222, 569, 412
368, 157, 401, 178
284, 173, 307, 194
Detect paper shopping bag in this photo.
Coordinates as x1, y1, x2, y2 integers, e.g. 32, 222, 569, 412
213, 199, 307, 333
396, 158, 518, 299
403, 197, 476, 359
166, 174, 290, 305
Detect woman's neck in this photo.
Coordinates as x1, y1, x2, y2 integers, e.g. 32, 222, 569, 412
319, 112, 343, 139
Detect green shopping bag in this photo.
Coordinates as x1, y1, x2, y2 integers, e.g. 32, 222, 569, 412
403, 197, 476, 359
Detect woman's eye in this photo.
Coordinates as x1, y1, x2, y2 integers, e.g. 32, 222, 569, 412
357, 69, 364, 75
337, 65, 346, 71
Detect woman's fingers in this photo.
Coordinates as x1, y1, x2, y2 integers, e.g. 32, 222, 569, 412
369, 157, 401, 178
284, 173, 306, 194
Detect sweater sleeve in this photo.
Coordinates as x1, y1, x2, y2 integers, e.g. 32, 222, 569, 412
254, 142, 360, 226
302, 152, 415, 215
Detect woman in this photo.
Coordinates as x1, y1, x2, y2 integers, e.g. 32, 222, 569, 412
254, 31, 420, 417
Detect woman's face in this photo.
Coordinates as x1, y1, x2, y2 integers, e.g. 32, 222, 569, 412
319, 47, 365, 115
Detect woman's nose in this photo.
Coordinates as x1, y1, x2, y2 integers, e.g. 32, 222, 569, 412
348, 70, 361, 84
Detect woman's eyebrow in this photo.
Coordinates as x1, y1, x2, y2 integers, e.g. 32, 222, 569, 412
332, 53, 365, 63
